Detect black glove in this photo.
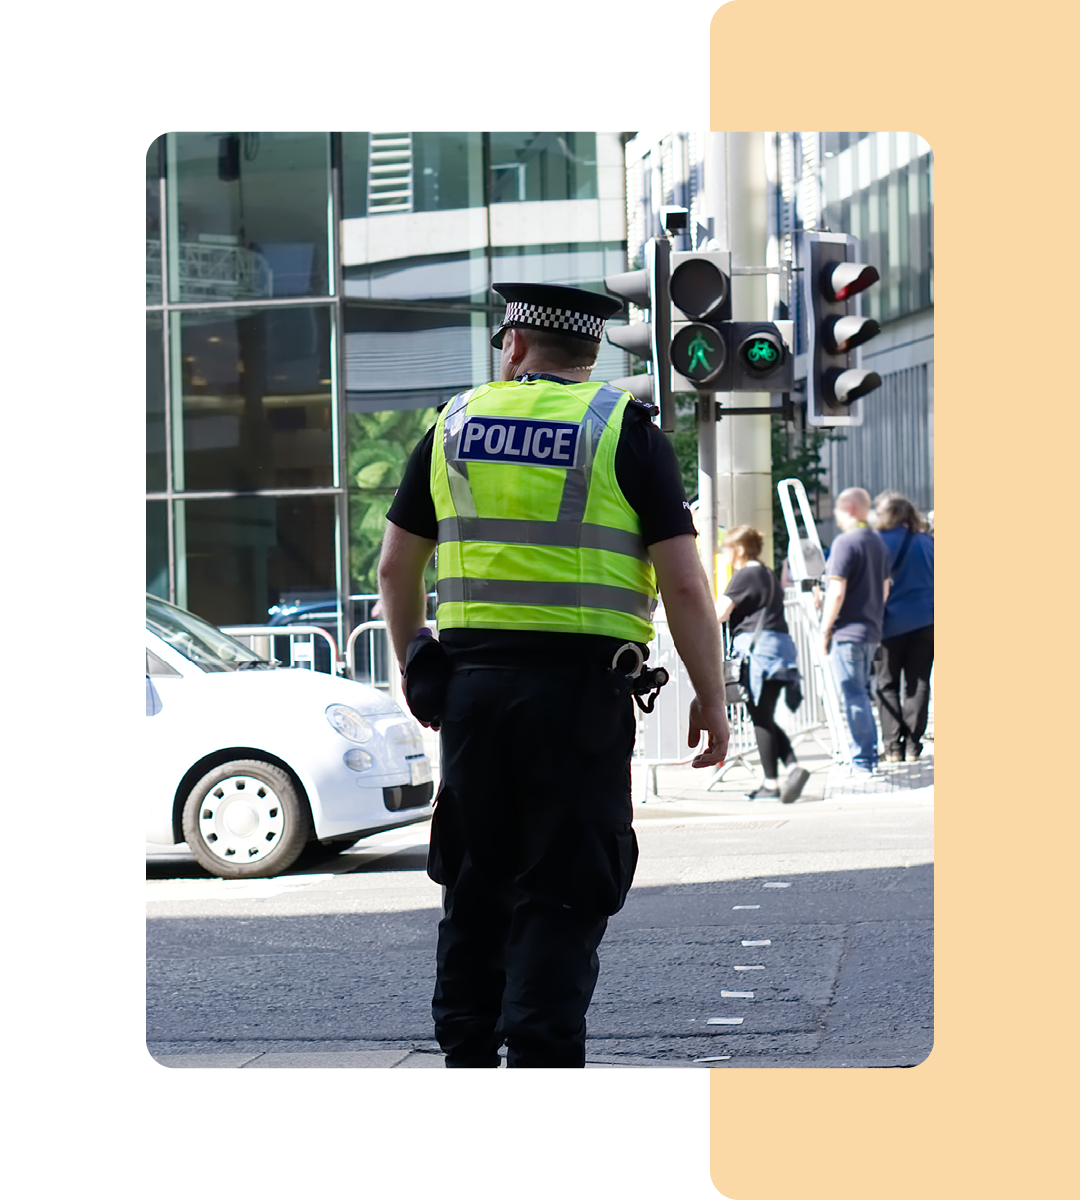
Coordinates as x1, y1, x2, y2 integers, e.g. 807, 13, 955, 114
402, 630, 452, 729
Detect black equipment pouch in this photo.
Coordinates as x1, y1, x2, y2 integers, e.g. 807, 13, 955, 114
402, 631, 453, 729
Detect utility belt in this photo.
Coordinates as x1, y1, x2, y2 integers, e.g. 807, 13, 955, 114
402, 632, 668, 729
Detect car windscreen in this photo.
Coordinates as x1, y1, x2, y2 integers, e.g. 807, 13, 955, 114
146, 595, 267, 673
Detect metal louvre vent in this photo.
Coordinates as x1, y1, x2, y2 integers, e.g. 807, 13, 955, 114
368, 132, 414, 215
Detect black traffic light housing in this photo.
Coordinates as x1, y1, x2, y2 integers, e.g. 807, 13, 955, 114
668, 250, 794, 394
604, 237, 674, 431
801, 231, 882, 426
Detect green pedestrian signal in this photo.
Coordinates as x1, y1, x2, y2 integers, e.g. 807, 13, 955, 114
671, 323, 726, 385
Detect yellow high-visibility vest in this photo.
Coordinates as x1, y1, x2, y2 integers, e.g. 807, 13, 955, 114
431, 377, 657, 642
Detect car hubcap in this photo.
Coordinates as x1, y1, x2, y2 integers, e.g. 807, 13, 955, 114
197, 774, 285, 863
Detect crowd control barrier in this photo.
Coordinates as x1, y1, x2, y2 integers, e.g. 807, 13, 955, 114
220, 624, 341, 673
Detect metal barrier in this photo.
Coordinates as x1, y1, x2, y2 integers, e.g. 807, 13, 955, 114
220, 625, 341, 673
634, 586, 855, 796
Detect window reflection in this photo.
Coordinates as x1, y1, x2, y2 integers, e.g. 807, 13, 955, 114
147, 137, 163, 304
147, 501, 169, 598
489, 133, 597, 203
177, 494, 337, 626
167, 132, 331, 302
147, 313, 166, 491
178, 306, 334, 492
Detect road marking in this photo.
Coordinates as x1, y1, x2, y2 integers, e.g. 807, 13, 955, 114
732, 905, 760, 910
733, 965, 765, 970
694, 1056, 732, 1062
763, 881, 791, 888
707, 1017, 744, 1025
741, 939, 771, 946
721, 991, 754, 998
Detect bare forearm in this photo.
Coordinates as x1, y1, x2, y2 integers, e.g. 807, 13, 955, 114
377, 524, 437, 669
649, 535, 725, 706
381, 575, 428, 669
663, 575, 725, 705
820, 579, 846, 641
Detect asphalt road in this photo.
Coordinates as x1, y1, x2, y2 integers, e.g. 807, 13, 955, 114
147, 772, 933, 1069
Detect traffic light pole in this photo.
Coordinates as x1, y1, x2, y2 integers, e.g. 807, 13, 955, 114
696, 390, 718, 596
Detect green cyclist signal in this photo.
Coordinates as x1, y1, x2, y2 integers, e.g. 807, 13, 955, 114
671, 323, 726, 385
737, 331, 785, 375
746, 338, 778, 365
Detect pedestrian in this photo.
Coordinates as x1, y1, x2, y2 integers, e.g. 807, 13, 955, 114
716, 526, 810, 803
819, 487, 891, 774
872, 490, 934, 762
377, 281, 731, 1068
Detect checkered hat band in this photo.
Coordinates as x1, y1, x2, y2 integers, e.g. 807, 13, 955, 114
503, 301, 605, 341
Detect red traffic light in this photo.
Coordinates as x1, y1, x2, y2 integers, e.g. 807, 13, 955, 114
823, 261, 879, 302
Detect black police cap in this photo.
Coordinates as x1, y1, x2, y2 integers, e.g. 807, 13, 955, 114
490, 282, 624, 348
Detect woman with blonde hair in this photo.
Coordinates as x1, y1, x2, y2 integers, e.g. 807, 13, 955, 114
716, 526, 810, 804
872, 491, 934, 762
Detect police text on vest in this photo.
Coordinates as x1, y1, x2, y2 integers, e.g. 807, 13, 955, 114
457, 417, 581, 468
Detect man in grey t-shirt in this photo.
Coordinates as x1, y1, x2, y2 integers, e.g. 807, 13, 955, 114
820, 488, 890, 772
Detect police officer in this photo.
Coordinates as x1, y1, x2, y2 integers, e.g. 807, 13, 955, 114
378, 282, 730, 1068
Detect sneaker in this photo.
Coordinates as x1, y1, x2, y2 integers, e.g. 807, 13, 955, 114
745, 783, 780, 801
780, 766, 810, 804
905, 745, 922, 761
884, 751, 904, 764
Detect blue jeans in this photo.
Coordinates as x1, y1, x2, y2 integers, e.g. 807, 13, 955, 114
829, 641, 880, 769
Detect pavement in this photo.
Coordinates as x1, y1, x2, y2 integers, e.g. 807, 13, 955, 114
148, 726, 933, 1071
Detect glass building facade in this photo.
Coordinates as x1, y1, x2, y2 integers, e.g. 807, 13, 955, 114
147, 132, 630, 637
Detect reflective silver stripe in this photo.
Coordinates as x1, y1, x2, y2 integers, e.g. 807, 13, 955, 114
436, 577, 654, 621
556, 384, 624, 522
437, 517, 646, 559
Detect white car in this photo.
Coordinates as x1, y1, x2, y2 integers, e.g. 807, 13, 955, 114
145, 594, 434, 878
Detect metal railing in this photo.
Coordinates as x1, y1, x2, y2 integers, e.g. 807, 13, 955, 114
220, 625, 340, 672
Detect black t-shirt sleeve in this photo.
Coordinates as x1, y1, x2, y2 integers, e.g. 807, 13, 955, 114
614, 402, 697, 546
385, 425, 438, 540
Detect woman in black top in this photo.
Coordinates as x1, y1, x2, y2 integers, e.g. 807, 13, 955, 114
716, 526, 810, 804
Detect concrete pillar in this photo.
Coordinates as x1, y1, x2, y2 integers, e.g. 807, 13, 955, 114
703, 133, 775, 576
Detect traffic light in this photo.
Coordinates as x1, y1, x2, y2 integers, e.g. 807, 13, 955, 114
668, 250, 794, 394
801, 231, 882, 426
604, 237, 674, 431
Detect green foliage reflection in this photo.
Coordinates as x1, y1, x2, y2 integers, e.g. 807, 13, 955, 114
347, 407, 437, 592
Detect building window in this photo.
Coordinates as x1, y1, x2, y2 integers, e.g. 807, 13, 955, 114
147, 312, 167, 492
489, 133, 597, 203
165, 132, 332, 302
175, 494, 338, 627
147, 500, 169, 599
173, 305, 335, 493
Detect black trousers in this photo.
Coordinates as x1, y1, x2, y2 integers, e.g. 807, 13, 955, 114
427, 659, 638, 1068
875, 624, 934, 753
744, 678, 796, 780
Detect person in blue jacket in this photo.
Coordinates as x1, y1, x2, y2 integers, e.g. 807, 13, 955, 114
872, 491, 934, 762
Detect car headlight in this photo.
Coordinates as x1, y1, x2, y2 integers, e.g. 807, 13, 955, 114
343, 748, 374, 772
325, 704, 373, 743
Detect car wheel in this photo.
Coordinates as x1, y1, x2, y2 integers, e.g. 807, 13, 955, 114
182, 759, 311, 879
